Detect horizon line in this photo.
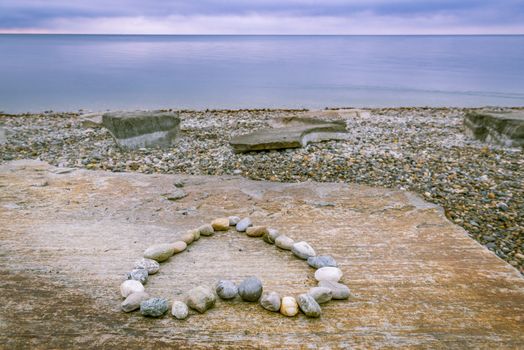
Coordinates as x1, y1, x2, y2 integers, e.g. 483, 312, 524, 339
1, 33, 524, 36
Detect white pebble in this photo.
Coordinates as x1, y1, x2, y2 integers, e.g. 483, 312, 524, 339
314, 267, 343, 282
120, 280, 145, 298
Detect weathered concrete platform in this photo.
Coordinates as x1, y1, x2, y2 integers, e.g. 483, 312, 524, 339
1, 160, 523, 349
464, 110, 524, 147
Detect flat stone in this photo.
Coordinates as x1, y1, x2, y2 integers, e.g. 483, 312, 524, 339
171, 241, 187, 254
211, 218, 230, 231
140, 298, 168, 317
275, 235, 294, 250
229, 119, 348, 153
120, 280, 145, 298
291, 241, 316, 259
307, 255, 338, 269
171, 301, 189, 320
263, 228, 280, 244
308, 287, 332, 304
297, 293, 321, 318
464, 110, 524, 147
318, 281, 351, 300
134, 258, 160, 274
280, 296, 298, 317
215, 280, 238, 300
121, 292, 150, 312
102, 111, 180, 149
246, 226, 268, 237
143, 243, 175, 262
314, 267, 343, 282
260, 291, 281, 312
186, 286, 216, 313
235, 218, 252, 232
238, 276, 263, 302
126, 268, 148, 284
198, 224, 214, 236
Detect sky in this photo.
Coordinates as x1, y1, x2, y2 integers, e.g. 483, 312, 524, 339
1, 0, 524, 35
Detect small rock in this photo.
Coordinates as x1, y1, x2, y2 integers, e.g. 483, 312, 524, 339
165, 190, 187, 201
216, 280, 238, 300
275, 235, 294, 250
280, 296, 298, 317
211, 218, 230, 231
246, 226, 269, 237
190, 228, 200, 241
134, 258, 160, 274
307, 255, 338, 269
121, 292, 150, 312
297, 293, 321, 318
228, 216, 241, 225
238, 276, 263, 301
260, 291, 281, 312
314, 267, 343, 282
291, 241, 316, 259
126, 268, 148, 284
198, 224, 215, 236
308, 287, 332, 304
140, 297, 168, 317
172, 241, 187, 254
186, 285, 216, 313
236, 218, 252, 232
180, 231, 195, 245
174, 180, 185, 188
318, 280, 350, 300
497, 202, 509, 211
143, 243, 175, 262
120, 280, 145, 298
262, 228, 280, 244
171, 300, 189, 320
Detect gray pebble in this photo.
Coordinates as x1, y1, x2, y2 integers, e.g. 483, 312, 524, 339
238, 276, 263, 301
140, 298, 168, 317
275, 235, 294, 250
134, 258, 160, 274
260, 291, 281, 312
198, 224, 215, 236
121, 292, 149, 312
308, 287, 332, 304
263, 228, 280, 244
291, 241, 316, 260
186, 285, 216, 313
297, 293, 321, 318
171, 300, 189, 320
318, 280, 350, 300
236, 218, 253, 232
228, 216, 241, 225
126, 268, 148, 284
307, 255, 338, 269
216, 280, 238, 300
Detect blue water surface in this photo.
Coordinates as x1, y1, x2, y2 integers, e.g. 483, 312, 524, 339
0, 35, 523, 112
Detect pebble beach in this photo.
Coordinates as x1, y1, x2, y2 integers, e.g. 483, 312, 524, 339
0, 107, 522, 274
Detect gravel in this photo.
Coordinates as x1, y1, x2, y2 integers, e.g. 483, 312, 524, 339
1, 107, 522, 274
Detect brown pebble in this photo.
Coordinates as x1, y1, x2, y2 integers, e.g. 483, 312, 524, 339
246, 226, 269, 237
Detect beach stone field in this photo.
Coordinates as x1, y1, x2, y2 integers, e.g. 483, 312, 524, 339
1, 107, 522, 274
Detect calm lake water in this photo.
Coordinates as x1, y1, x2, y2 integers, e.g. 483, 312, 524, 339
1, 35, 523, 113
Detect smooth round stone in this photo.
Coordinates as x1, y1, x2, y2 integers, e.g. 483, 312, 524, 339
297, 293, 321, 318
140, 297, 168, 317
318, 280, 351, 300
275, 235, 294, 250
180, 231, 195, 245
307, 255, 338, 269
121, 292, 149, 312
263, 228, 280, 244
198, 224, 215, 236
291, 241, 316, 260
216, 280, 238, 300
228, 216, 241, 226
238, 276, 263, 301
280, 296, 298, 317
260, 291, 281, 312
314, 267, 343, 282
172, 241, 187, 254
134, 258, 160, 274
211, 217, 230, 231
126, 268, 148, 284
246, 226, 268, 237
186, 285, 216, 313
190, 228, 200, 241
143, 243, 175, 262
235, 218, 252, 232
120, 280, 145, 298
308, 287, 332, 304
171, 300, 189, 320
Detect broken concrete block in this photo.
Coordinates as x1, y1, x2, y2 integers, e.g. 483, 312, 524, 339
464, 110, 524, 148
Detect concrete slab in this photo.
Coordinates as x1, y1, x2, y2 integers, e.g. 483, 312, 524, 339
1, 160, 523, 349
464, 110, 524, 147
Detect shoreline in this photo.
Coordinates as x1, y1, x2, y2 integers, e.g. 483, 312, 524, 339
1, 107, 522, 274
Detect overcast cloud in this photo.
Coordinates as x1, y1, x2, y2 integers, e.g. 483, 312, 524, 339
1, 0, 523, 34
